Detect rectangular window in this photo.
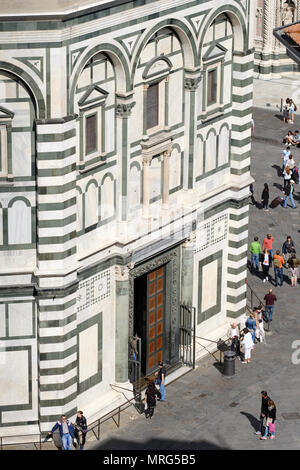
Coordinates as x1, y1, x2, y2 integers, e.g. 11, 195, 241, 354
85, 114, 97, 155
147, 83, 159, 130
207, 69, 218, 107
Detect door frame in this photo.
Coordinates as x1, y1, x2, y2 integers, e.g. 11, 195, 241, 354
129, 246, 180, 369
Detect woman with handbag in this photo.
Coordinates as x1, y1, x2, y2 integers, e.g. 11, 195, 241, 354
144, 381, 161, 419
260, 400, 277, 440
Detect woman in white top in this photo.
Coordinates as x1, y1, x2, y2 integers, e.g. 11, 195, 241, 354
287, 155, 295, 169
255, 307, 266, 344
241, 328, 254, 364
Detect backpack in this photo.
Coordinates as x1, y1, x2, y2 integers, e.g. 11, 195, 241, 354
294, 103, 298, 112
273, 257, 281, 268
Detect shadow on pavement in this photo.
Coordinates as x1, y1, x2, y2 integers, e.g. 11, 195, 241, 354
272, 164, 282, 178
91, 437, 227, 450
240, 412, 260, 432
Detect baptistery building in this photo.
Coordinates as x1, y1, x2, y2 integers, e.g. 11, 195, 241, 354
0, 0, 254, 439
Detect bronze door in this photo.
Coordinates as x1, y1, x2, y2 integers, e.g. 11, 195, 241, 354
146, 265, 165, 374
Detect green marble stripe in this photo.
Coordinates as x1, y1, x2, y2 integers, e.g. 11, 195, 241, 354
40, 376, 77, 392
38, 214, 76, 228
231, 151, 251, 162
231, 166, 251, 176
40, 344, 77, 361
39, 408, 78, 423
229, 211, 249, 221
39, 298, 75, 313
227, 265, 247, 276
227, 292, 246, 304
38, 197, 76, 212
197, 109, 232, 127
77, 157, 117, 180
38, 246, 76, 261
38, 163, 76, 177
228, 238, 248, 249
37, 147, 76, 161
232, 77, 253, 88
38, 231, 76, 245
227, 278, 247, 290
39, 360, 77, 376
39, 328, 77, 344
0, 244, 35, 251
38, 180, 75, 195
228, 251, 248, 262
40, 391, 78, 408
232, 122, 252, 133
227, 307, 245, 319
204, 198, 249, 221
229, 224, 248, 235
37, 129, 76, 142
232, 92, 253, 104
233, 62, 254, 73
231, 108, 252, 118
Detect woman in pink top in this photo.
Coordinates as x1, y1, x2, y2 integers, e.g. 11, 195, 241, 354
262, 234, 274, 258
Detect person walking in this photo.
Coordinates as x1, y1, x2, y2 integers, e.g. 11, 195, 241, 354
240, 328, 254, 364
289, 98, 297, 124
259, 248, 272, 283
281, 146, 291, 175
292, 163, 299, 184
48, 415, 75, 450
264, 289, 277, 322
255, 391, 270, 435
262, 234, 274, 258
289, 258, 299, 287
156, 361, 167, 401
260, 400, 277, 440
283, 179, 296, 209
245, 314, 256, 343
228, 322, 240, 358
144, 381, 161, 419
74, 410, 88, 450
261, 183, 269, 211
282, 236, 295, 262
254, 306, 266, 344
250, 237, 261, 271
283, 166, 292, 192
273, 250, 285, 287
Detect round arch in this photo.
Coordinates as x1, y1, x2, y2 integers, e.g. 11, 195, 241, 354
100, 172, 114, 186
8, 196, 31, 208
131, 18, 198, 82
69, 43, 131, 113
198, 5, 247, 59
85, 179, 98, 193
0, 62, 45, 119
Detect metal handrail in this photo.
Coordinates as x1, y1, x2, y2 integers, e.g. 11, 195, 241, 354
0, 433, 42, 450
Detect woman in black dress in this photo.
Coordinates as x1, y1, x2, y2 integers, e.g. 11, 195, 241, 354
144, 381, 160, 419
261, 183, 269, 211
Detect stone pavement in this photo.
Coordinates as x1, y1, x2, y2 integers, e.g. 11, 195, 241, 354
83, 107, 300, 451
253, 73, 300, 111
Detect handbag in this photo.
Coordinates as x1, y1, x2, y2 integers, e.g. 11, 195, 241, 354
268, 422, 276, 433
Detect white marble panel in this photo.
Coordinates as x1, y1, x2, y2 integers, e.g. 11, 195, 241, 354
170, 147, 181, 189
0, 350, 29, 405
101, 177, 114, 219
215, 21, 226, 40
218, 126, 230, 166
79, 323, 98, 383
12, 132, 32, 177
140, 41, 155, 65
0, 79, 16, 99
157, 36, 172, 55
105, 108, 115, 154
0, 304, 5, 337
76, 189, 83, 233
201, 259, 218, 312
149, 156, 162, 201
0, 207, 3, 245
129, 165, 141, 208
223, 65, 232, 105
195, 137, 204, 177
92, 61, 106, 82
8, 201, 31, 245
169, 71, 183, 127
205, 25, 214, 43
206, 132, 217, 172
85, 183, 98, 228
8, 102, 31, 127
77, 66, 90, 90
8, 302, 33, 337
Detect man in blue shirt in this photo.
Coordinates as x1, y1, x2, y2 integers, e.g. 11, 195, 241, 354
48, 415, 75, 450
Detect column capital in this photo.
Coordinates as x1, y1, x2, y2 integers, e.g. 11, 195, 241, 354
184, 76, 201, 91
115, 263, 135, 281
142, 155, 152, 167
183, 232, 197, 248
116, 102, 136, 117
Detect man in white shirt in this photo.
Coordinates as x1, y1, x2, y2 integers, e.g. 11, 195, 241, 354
281, 146, 291, 174
228, 322, 240, 358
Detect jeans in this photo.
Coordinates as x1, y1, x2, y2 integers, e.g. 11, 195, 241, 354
231, 337, 240, 356
264, 424, 275, 437
274, 267, 283, 286
156, 379, 166, 400
251, 254, 259, 269
62, 433, 73, 450
265, 305, 274, 322
283, 193, 296, 208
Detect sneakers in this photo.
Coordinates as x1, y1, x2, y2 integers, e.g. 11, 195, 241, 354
269, 435, 275, 440
266, 276, 269, 281
255, 431, 261, 435
260, 436, 267, 440
263, 279, 266, 283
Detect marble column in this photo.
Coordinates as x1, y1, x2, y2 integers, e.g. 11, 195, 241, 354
181, 233, 196, 306
142, 156, 151, 218
184, 75, 201, 192
115, 264, 132, 383
162, 149, 171, 208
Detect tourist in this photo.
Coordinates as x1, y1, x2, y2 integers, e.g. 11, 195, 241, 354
144, 381, 161, 419
292, 164, 299, 184
241, 328, 254, 364
285, 130, 295, 146
289, 98, 296, 124
255, 391, 270, 435
293, 129, 300, 147
273, 250, 285, 287
157, 361, 166, 401
74, 410, 88, 450
245, 314, 256, 343
281, 146, 291, 174
283, 179, 296, 209
48, 415, 75, 450
262, 233, 274, 258
260, 399, 277, 440
289, 258, 299, 287
263, 289, 277, 322
287, 154, 295, 169
283, 165, 292, 192
228, 322, 240, 358
254, 306, 266, 344
250, 236, 261, 271
283, 98, 291, 123
282, 236, 295, 262
261, 183, 269, 211
259, 248, 272, 283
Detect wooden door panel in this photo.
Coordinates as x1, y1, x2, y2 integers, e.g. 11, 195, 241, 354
146, 265, 165, 374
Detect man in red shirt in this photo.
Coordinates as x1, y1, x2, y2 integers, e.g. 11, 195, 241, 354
262, 234, 274, 258
264, 289, 277, 322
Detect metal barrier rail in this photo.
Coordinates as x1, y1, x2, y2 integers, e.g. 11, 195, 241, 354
195, 335, 231, 364
0, 434, 42, 450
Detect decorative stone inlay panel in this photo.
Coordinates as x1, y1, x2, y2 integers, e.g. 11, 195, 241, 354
77, 270, 111, 312
195, 214, 228, 254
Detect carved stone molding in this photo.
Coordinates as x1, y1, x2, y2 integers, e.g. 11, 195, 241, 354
182, 231, 196, 249
184, 76, 201, 91
115, 263, 135, 281
116, 102, 136, 117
